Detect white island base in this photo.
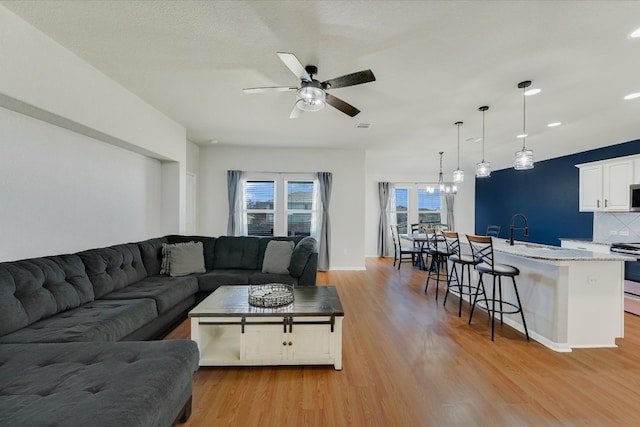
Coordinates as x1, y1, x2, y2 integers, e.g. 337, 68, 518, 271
491, 251, 624, 352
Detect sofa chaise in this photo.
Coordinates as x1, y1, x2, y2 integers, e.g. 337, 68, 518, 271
0, 234, 318, 426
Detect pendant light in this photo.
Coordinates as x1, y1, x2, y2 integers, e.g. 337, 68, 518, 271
476, 106, 491, 178
452, 121, 464, 184
515, 80, 534, 170
426, 151, 455, 194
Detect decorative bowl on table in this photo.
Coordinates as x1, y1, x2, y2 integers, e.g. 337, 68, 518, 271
248, 283, 294, 308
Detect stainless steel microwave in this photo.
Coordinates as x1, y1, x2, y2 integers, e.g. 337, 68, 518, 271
631, 184, 640, 211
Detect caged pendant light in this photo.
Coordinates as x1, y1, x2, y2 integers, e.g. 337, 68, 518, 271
515, 80, 534, 170
476, 106, 491, 178
452, 121, 464, 184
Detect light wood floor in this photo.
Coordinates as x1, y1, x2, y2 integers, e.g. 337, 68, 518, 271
165, 258, 640, 426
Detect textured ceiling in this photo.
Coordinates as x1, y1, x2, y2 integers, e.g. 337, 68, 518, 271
3, 1, 640, 173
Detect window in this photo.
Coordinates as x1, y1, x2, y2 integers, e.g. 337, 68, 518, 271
390, 188, 409, 234
287, 181, 314, 237
242, 174, 319, 237
245, 181, 275, 236
417, 188, 442, 225
390, 185, 442, 233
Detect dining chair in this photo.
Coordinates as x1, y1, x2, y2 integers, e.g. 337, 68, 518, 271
486, 225, 501, 238
466, 234, 530, 342
390, 225, 423, 270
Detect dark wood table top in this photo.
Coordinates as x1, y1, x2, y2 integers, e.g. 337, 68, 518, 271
189, 285, 344, 318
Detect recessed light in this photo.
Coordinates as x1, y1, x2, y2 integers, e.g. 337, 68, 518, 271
516, 133, 528, 139
624, 92, 640, 100
547, 122, 562, 127
207, 139, 219, 144
356, 123, 371, 129
524, 88, 541, 96
629, 27, 640, 39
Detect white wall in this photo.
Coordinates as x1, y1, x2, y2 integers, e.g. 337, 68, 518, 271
0, 5, 189, 260
0, 107, 162, 261
199, 146, 366, 270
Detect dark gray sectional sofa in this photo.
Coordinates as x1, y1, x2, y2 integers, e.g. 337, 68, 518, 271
0, 234, 318, 426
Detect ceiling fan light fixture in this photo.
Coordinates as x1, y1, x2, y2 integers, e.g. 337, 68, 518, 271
297, 86, 325, 102
295, 98, 325, 112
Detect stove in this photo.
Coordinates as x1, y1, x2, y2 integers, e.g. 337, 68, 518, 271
610, 242, 640, 257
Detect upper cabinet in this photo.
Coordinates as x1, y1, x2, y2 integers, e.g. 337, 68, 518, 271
577, 157, 634, 212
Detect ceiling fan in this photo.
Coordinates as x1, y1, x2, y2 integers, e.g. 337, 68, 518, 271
242, 52, 376, 118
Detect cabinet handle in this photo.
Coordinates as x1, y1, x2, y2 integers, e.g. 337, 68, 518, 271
597, 200, 600, 208
605, 199, 608, 207
282, 341, 287, 346
288, 341, 293, 346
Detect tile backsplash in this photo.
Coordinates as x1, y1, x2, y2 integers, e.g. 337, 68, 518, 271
594, 212, 640, 243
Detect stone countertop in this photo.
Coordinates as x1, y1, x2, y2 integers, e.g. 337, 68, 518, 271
492, 239, 634, 261
558, 238, 611, 245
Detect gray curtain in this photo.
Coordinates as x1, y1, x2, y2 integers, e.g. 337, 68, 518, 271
227, 170, 242, 235
317, 172, 332, 271
377, 182, 390, 257
445, 193, 455, 231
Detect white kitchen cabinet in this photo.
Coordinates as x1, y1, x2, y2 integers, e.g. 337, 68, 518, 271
577, 159, 634, 212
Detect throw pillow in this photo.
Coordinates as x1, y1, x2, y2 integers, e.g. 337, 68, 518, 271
262, 240, 295, 274
161, 241, 206, 277
288, 237, 317, 277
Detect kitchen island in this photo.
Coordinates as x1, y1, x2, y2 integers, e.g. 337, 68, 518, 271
467, 239, 633, 352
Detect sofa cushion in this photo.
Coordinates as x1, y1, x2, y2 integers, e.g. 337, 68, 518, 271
213, 236, 260, 270
0, 340, 199, 427
262, 240, 295, 274
0, 298, 157, 343
137, 237, 168, 276
166, 235, 216, 270
197, 269, 250, 293
101, 275, 198, 314
78, 243, 148, 299
288, 236, 318, 277
161, 241, 206, 277
0, 254, 94, 337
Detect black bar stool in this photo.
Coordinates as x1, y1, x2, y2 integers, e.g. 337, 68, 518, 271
466, 234, 530, 342
441, 231, 480, 317
424, 230, 452, 300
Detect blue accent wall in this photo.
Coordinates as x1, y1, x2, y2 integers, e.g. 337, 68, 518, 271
475, 139, 640, 246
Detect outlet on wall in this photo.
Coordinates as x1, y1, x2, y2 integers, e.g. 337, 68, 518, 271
587, 275, 599, 286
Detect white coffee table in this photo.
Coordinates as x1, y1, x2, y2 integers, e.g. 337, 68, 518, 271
189, 285, 344, 370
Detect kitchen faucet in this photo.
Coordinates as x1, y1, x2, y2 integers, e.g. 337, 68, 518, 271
510, 213, 529, 246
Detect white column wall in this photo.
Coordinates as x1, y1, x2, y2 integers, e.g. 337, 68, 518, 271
198, 146, 366, 270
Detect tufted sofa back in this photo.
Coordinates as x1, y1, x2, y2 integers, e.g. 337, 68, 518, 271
0, 255, 94, 337
78, 243, 147, 299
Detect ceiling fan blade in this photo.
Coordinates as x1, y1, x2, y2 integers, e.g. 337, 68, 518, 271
325, 93, 360, 117
289, 102, 303, 119
242, 86, 297, 94
323, 69, 376, 89
277, 52, 312, 82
